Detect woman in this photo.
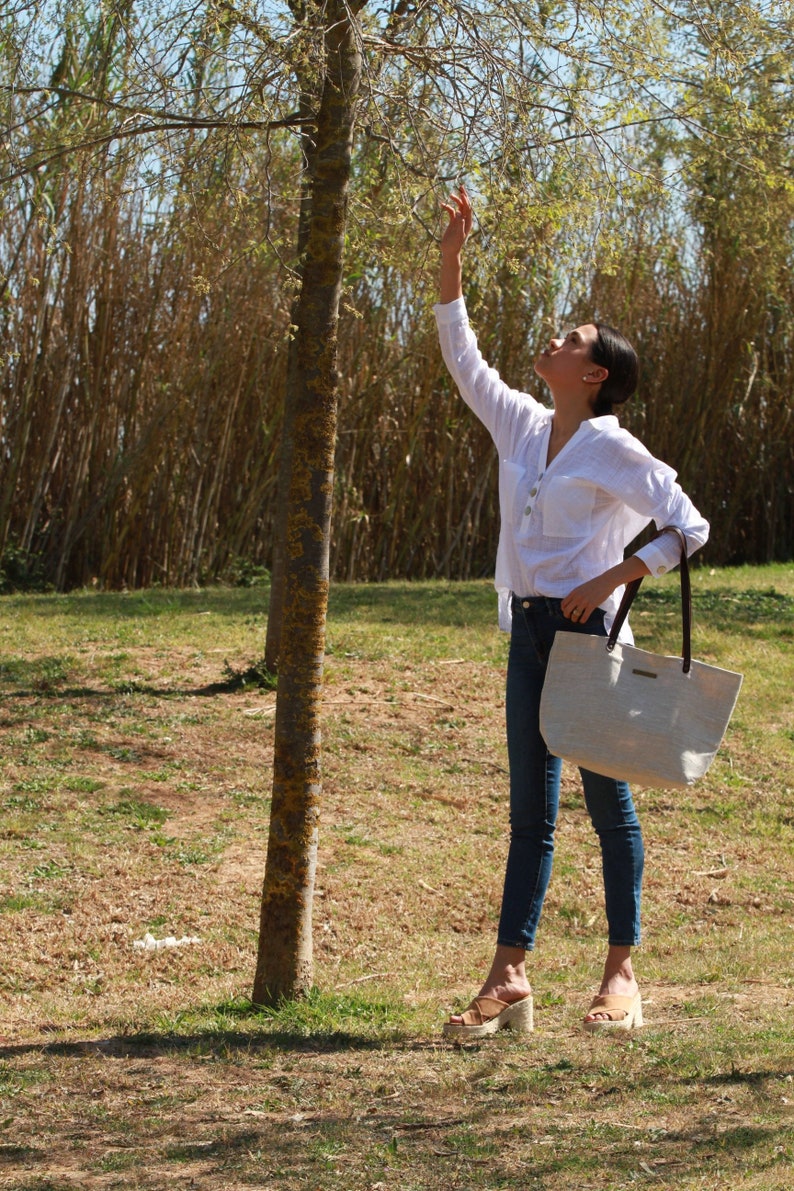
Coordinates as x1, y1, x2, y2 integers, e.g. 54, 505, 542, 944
436, 186, 709, 1037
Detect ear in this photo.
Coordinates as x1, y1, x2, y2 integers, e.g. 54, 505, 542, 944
582, 366, 608, 384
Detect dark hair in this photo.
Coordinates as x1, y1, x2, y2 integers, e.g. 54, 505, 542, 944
590, 323, 639, 416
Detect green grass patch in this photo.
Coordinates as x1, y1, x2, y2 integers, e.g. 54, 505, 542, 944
100, 796, 170, 827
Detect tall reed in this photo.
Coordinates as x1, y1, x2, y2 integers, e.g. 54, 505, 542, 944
1, 134, 792, 592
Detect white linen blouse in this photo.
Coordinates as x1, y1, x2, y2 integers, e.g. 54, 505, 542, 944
434, 297, 710, 636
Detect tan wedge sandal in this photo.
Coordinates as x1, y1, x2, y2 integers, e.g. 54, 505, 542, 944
443, 993, 534, 1039
582, 991, 643, 1033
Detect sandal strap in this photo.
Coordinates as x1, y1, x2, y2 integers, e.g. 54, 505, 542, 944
458, 995, 509, 1026
587, 994, 637, 1021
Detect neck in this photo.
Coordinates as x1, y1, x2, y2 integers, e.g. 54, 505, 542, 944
550, 406, 591, 439
546, 407, 591, 466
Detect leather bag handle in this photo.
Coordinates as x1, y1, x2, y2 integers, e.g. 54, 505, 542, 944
606, 527, 692, 673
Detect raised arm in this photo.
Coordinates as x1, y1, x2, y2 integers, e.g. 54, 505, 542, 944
439, 184, 473, 304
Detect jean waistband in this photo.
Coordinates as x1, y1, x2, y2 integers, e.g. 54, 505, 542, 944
511, 593, 562, 613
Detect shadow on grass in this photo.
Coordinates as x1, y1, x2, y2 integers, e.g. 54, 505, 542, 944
2, 580, 499, 628
0, 1029, 412, 1061
0, 991, 424, 1060
0, 586, 270, 621
518, 1123, 790, 1187
329, 580, 495, 626
641, 584, 794, 624
330, 581, 792, 632
2, 1026, 793, 1078
0, 661, 275, 700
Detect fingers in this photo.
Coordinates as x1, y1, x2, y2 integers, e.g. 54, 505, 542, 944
443, 183, 468, 208
562, 600, 591, 623
441, 184, 472, 229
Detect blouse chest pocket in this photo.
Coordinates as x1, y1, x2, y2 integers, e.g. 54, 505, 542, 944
539, 474, 599, 538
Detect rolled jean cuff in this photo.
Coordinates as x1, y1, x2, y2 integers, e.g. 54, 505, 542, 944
496, 937, 532, 951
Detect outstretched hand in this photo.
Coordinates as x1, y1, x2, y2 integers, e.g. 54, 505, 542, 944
440, 184, 473, 258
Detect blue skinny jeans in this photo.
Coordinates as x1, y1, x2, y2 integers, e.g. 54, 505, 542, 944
497, 594, 644, 951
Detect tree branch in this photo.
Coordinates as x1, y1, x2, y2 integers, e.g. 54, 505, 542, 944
0, 111, 313, 185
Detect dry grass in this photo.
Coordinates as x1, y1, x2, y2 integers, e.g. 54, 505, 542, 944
1, 572, 793, 1189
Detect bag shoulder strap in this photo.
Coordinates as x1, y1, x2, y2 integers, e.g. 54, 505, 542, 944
606, 526, 692, 673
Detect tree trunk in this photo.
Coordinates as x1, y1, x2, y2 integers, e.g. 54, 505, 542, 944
264, 89, 316, 674
253, 3, 362, 1005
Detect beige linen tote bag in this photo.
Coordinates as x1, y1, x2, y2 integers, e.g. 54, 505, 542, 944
539, 529, 743, 789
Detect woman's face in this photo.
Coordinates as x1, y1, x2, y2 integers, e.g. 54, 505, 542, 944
534, 324, 599, 391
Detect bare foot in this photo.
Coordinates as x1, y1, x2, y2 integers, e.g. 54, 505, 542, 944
584, 945, 638, 1023
448, 944, 531, 1024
